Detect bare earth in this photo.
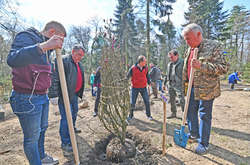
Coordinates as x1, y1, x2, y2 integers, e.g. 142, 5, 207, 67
0, 81, 250, 165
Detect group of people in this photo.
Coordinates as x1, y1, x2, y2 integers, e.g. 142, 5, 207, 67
7, 20, 229, 165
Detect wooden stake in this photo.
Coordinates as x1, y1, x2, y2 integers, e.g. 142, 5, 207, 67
162, 96, 167, 156
56, 49, 80, 165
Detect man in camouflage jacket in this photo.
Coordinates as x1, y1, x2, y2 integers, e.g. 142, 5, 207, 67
182, 23, 229, 155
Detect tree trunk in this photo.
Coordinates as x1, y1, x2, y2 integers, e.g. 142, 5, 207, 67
235, 32, 238, 60
146, 0, 150, 66
240, 31, 245, 64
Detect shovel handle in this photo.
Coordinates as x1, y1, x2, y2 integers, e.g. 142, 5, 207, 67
55, 49, 80, 165
182, 48, 198, 126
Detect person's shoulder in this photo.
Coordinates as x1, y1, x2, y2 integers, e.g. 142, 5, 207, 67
178, 57, 184, 63
16, 27, 41, 41
62, 54, 71, 59
131, 64, 136, 69
203, 39, 222, 48
62, 55, 72, 63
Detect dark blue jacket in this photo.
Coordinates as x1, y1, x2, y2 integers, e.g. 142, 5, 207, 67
93, 67, 101, 88
7, 28, 52, 94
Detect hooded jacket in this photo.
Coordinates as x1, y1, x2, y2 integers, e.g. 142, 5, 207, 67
7, 28, 52, 94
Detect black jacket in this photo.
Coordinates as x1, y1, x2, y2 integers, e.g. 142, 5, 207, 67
48, 55, 85, 102
93, 66, 101, 87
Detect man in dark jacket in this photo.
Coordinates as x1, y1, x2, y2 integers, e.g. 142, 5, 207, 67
7, 21, 66, 165
127, 55, 153, 121
164, 50, 185, 118
149, 63, 161, 98
49, 45, 85, 152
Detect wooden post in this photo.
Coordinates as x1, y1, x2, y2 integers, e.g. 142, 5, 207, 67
55, 49, 80, 165
160, 93, 167, 156
162, 100, 167, 156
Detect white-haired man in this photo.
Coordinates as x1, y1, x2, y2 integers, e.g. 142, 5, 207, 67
182, 23, 229, 154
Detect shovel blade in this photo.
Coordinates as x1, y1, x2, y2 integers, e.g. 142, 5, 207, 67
174, 126, 188, 148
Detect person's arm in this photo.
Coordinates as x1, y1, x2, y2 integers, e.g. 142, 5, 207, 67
127, 66, 133, 79
82, 67, 85, 92
235, 74, 241, 81
164, 75, 168, 86
146, 68, 151, 85
48, 60, 60, 98
7, 33, 44, 67
198, 42, 229, 75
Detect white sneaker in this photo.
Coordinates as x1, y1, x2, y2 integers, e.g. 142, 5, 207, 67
147, 116, 153, 120
41, 154, 59, 165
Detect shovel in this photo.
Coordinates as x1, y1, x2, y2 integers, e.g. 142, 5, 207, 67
174, 48, 198, 148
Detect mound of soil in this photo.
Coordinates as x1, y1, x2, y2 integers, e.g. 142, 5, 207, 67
89, 131, 163, 165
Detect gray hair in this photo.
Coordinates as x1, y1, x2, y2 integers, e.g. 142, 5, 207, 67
73, 44, 85, 52
182, 23, 203, 36
137, 55, 146, 63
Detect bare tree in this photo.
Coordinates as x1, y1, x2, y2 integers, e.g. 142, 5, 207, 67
69, 25, 91, 53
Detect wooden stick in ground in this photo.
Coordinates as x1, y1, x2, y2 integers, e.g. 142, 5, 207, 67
160, 93, 167, 156
162, 99, 167, 155
55, 49, 80, 165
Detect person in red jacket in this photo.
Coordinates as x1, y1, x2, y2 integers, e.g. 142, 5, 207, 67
127, 55, 153, 122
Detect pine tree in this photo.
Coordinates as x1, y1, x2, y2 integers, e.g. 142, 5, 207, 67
152, 0, 176, 72
184, 0, 228, 40
113, 0, 138, 68
224, 5, 249, 69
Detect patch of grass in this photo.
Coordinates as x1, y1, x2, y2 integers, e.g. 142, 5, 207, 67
210, 129, 215, 135
240, 163, 247, 165
165, 143, 173, 149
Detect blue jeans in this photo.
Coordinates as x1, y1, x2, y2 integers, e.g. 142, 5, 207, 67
58, 94, 78, 145
9, 90, 49, 165
157, 80, 162, 91
129, 87, 151, 118
187, 88, 214, 147
91, 84, 96, 96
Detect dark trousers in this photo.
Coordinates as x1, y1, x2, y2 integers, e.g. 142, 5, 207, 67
94, 87, 101, 113
129, 87, 151, 118
58, 94, 78, 145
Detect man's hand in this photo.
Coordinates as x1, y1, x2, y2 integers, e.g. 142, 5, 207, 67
191, 59, 201, 69
39, 35, 64, 52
